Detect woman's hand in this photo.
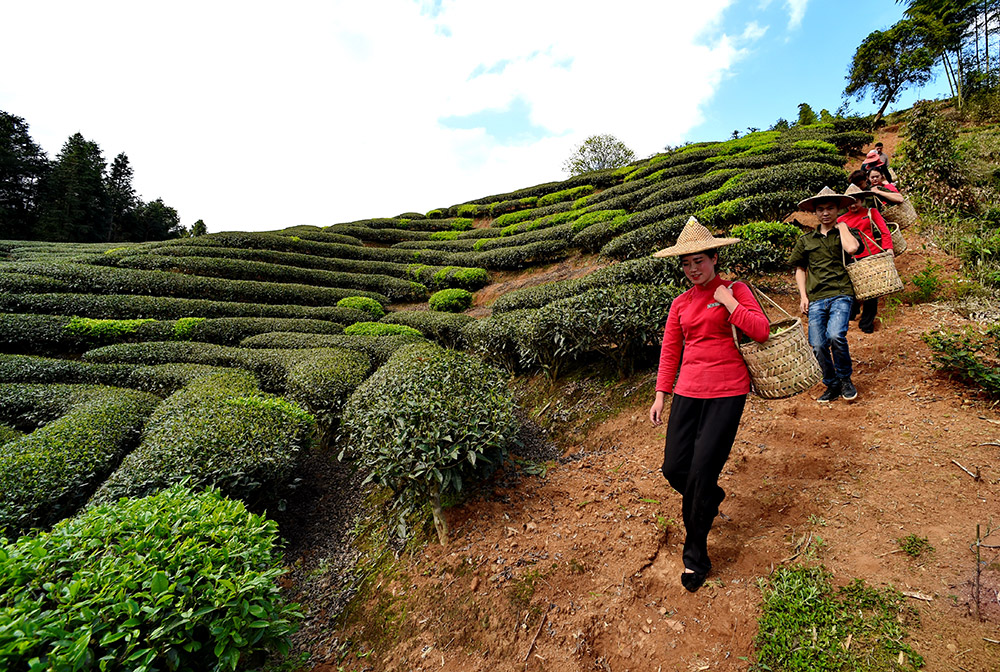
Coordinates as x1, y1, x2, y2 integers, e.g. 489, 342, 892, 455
713, 284, 738, 312
649, 392, 666, 426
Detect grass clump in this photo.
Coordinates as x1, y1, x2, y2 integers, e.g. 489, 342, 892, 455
754, 565, 922, 671
897, 534, 934, 558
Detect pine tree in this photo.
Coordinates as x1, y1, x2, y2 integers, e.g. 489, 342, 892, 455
0, 111, 49, 240
37, 133, 110, 242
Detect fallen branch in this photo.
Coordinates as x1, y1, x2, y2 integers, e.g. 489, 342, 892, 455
876, 549, 903, 558
523, 611, 548, 665
951, 459, 980, 481
985, 638, 1000, 645
979, 442, 1000, 448
902, 590, 933, 602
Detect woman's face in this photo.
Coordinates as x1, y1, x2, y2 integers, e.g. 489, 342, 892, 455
847, 197, 866, 214
680, 252, 717, 286
869, 170, 884, 186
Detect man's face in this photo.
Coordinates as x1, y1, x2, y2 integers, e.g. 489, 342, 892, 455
814, 201, 840, 226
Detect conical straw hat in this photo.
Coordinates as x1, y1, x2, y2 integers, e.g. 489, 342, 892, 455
797, 186, 855, 212
844, 183, 874, 201
651, 217, 740, 258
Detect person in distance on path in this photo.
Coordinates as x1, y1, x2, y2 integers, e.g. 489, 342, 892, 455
787, 187, 864, 403
839, 184, 894, 334
648, 217, 769, 592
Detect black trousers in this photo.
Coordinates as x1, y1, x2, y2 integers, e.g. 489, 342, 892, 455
661, 393, 746, 575
850, 297, 879, 333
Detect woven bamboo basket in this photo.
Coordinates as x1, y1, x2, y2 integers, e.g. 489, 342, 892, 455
732, 287, 821, 399
881, 197, 918, 229
890, 222, 907, 256
846, 250, 904, 300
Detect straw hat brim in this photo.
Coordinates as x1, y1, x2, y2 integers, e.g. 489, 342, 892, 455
652, 237, 741, 258
797, 194, 855, 212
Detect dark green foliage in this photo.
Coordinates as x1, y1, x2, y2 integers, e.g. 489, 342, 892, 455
570, 209, 629, 233
0, 111, 48, 241
340, 342, 519, 542
0, 484, 301, 670
491, 257, 682, 312
0, 384, 160, 535
90, 370, 314, 505
428, 288, 474, 313
520, 284, 681, 377
723, 220, 802, 276
537, 185, 594, 207
571, 213, 635, 252
0, 262, 387, 306
0, 424, 22, 445
599, 215, 690, 260
381, 310, 474, 349
755, 565, 922, 671
338, 296, 386, 318
0, 292, 368, 322
0, 272, 68, 293
923, 325, 1000, 396
897, 101, 979, 213
35, 133, 111, 243
825, 131, 874, 154
462, 239, 571, 270
343, 322, 425, 339
105, 253, 426, 301
461, 310, 534, 372
239, 332, 420, 368
634, 169, 743, 211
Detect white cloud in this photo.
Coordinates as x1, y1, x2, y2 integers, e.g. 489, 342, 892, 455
785, 0, 808, 29
0, 0, 762, 232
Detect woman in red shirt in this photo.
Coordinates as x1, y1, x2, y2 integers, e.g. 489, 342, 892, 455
840, 184, 894, 333
868, 168, 905, 207
648, 217, 769, 592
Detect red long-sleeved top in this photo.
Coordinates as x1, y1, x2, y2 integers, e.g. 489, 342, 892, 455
655, 275, 770, 398
837, 207, 893, 259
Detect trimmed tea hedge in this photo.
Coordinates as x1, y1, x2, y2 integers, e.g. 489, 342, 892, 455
381, 310, 474, 348
461, 309, 535, 371
0, 272, 69, 294
240, 332, 421, 368
0, 484, 301, 670
0, 262, 387, 307
105, 254, 425, 301
454, 239, 571, 270
343, 322, 425, 339
338, 296, 385, 318
91, 370, 314, 505
0, 384, 161, 535
340, 342, 519, 542
0, 292, 368, 322
599, 214, 690, 260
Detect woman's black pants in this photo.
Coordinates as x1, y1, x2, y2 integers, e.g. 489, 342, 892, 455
661, 393, 746, 576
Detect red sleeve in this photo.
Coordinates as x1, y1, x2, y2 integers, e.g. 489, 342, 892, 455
872, 209, 893, 251
729, 282, 770, 343
655, 293, 685, 393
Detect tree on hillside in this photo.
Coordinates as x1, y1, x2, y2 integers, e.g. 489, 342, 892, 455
0, 111, 49, 240
190, 219, 207, 237
36, 132, 111, 242
563, 134, 636, 176
134, 198, 185, 241
796, 103, 819, 126
105, 152, 139, 242
844, 18, 938, 124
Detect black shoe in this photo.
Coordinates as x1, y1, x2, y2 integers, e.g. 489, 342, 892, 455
681, 569, 709, 592
860, 326, 874, 334
817, 384, 841, 403
841, 378, 858, 400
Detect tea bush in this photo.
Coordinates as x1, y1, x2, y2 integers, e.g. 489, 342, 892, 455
0, 384, 161, 535
91, 370, 314, 505
381, 310, 474, 349
428, 288, 474, 313
338, 296, 386, 318
340, 343, 519, 542
923, 325, 1000, 397
0, 272, 69, 293
240, 332, 420, 368
729, 220, 801, 249
0, 292, 368, 322
343, 322, 425, 339
105, 254, 426, 301
537, 185, 594, 207
461, 310, 535, 372
0, 484, 301, 670
600, 214, 690, 260
571, 213, 634, 252
460, 239, 570, 270
0, 262, 387, 307
570, 209, 629, 234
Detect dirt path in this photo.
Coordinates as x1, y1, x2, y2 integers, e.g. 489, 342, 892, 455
315, 233, 999, 672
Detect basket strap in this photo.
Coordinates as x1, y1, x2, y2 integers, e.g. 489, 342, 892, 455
862, 210, 886, 253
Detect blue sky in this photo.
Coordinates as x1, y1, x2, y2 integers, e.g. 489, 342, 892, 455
0, 1, 954, 233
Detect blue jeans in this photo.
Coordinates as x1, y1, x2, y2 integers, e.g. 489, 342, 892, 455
808, 295, 853, 387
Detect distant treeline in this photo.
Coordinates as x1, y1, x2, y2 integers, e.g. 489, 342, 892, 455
0, 110, 198, 243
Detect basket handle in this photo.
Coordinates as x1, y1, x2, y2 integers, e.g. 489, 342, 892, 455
728, 281, 788, 348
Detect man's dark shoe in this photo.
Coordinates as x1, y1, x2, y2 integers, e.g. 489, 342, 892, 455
818, 384, 841, 403
841, 378, 858, 400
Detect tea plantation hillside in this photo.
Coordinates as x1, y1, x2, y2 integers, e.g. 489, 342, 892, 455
0, 124, 878, 667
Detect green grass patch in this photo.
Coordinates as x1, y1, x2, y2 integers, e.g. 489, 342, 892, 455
754, 565, 922, 671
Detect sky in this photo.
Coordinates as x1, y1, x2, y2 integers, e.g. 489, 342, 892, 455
1, 1, 954, 234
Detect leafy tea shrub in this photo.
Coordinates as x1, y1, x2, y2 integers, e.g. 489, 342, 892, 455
340, 343, 519, 543
381, 310, 473, 348
0, 484, 301, 670
923, 325, 1000, 397
343, 322, 424, 339
429, 288, 474, 312
338, 296, 386, 318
